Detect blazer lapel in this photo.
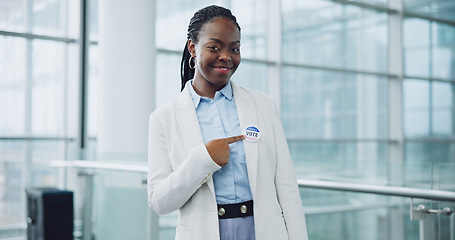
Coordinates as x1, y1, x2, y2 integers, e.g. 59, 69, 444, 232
232, 82, 258, 199
175, 87, 217, 199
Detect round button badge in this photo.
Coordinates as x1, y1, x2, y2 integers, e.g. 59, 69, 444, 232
244, 126, 261, 143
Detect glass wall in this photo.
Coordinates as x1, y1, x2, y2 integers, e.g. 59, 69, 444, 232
282, 1, 388, 72
0, 0, 84, 237
1, 0, 454, 239
402, 13, 455, 191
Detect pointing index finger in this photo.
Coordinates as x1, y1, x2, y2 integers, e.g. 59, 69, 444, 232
224, 135, 246, 144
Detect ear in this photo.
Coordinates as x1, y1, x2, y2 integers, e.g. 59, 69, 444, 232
187, 39, 196, 57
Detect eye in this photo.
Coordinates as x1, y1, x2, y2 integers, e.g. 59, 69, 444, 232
208, 46, 220, 51
231, 47, 240, 53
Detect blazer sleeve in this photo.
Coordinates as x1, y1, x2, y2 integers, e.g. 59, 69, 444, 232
270, 99, 309, 240
147, 112, 221, 215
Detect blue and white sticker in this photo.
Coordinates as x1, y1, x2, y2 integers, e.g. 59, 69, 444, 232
244, 126, 261, 143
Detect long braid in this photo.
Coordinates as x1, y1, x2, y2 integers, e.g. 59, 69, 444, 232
180, 5, 241, 91
180, 42, 194, 91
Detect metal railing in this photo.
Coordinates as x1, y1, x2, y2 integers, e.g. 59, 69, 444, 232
298, 179, 455, 202
51, 160, 455, 202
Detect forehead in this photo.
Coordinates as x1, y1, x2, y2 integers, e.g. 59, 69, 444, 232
198, 17, 240, 42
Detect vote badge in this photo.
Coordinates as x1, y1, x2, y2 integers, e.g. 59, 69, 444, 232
244, 126, 261, 143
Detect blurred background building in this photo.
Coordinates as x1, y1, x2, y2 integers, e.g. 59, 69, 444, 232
0, 0, 454, 239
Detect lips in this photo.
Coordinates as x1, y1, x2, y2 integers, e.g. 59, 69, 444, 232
212, 65, 232, 74
213, 65, 232, 70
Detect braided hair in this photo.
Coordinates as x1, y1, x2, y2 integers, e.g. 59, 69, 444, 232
180, 5, 241, 91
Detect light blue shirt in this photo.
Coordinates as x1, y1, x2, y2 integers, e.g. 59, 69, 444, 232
188, 80, 253, 204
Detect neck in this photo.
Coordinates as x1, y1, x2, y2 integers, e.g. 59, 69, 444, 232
192, 79, 226, 99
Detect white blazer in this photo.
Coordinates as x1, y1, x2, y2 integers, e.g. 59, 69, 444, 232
147, 81, 308, 240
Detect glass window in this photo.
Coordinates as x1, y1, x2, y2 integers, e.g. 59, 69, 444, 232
281, 67, 387, 139
31, 40, 66, 135
403, 18, 430, 78
66, 43, 80, 138
405, 142, 455, 164
232, 61, 267, 93
432, 81, 454, 136
156, 0, 222, 51
405, 19, 455, 81
231, 0, 267, 59
403, 79, 430, 137
437, 162, 455, 191
0, 0, 26, 32
432, 22, 455, 80
32, 0, 67, 37
282, 0, 388, 73
86, 0, 99, 150
67, 0, 81, 39
0, 36, 27, 135
88, 45, 99, 138
155, 52, 181, 108
0, 140, 63, 227
305, 207, 391, 240
1, 159, 25, 225
88, 0, 99, 40
1, 0, 79, 237
291, 141, 387, 175
404, 79, 455, 137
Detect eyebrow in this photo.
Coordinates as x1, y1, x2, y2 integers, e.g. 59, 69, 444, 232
208, 38, 240, 45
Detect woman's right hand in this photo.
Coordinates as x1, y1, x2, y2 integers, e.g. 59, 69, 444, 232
206, 135, 245, 166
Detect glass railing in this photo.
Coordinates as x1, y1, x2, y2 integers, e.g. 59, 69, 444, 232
294, 159, 455, 240
50, 160, 155, 240
46, 159, 455, 240
0, 156, 454, 240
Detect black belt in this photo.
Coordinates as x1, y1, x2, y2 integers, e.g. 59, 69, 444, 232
217, 200, 253, 219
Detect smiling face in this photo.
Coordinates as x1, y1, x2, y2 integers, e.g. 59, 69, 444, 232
188, 17, 241, 98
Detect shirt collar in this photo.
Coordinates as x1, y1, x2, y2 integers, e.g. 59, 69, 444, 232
187, 80, 201, 108
188, 80, 233, 109
218, 81, 233, 101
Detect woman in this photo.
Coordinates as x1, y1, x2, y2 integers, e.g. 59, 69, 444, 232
147, 5, 308, 240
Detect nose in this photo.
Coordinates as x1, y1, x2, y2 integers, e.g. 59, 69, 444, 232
218, 51, 231, 62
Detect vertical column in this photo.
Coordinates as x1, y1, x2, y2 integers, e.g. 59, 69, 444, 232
81, 172, 94, 240
78, 0, 89, 154
388, 0, 405, 239
22, 0, 33, 222
98, 1, 158, 240
388, 0, 404, 169
419, 214, 435, 240
98, 0, 156, 157
450, 213, 454, 240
